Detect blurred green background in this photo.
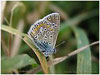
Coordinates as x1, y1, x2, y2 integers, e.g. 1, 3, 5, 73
1, 1, 99, 74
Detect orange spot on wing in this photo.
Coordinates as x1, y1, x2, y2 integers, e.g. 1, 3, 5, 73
30, 32, 34, 36
33, 23, 53, 35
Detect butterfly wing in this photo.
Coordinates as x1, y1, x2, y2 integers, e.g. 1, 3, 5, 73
43, 13, 60, 48
28, 19, 48, 51
28, 13, 60, 56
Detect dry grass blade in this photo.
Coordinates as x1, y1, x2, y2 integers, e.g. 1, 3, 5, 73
27, 41, 99, 73
1, 25, 49, 74
23, 35, 49, 74
8, 3, 19, 57
1, 1, 6, 23
1, 34, 9, 56
1, 25, 24, 37
11, 20, 24, 57
8, 34, 12, 56
48, 41, 99, 66
8, 2, 25, 57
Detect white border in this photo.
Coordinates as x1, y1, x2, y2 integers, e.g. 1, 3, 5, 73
0, 0, 1, 74
0, 0, 99, 75
99, 1, 100, 73
1, 0, 100, 1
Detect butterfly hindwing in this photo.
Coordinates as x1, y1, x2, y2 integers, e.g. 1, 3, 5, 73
43, 13, 60, 48
28, 13, 60, 56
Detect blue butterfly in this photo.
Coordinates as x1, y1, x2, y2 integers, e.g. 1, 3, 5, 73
28, 13, 60, 57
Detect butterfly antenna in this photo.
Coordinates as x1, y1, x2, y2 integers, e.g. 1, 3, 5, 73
56, 41, 66, 48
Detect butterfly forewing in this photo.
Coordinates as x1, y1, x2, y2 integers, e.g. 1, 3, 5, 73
28, 13, 60, 56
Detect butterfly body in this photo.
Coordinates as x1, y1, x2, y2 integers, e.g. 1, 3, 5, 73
28, 13, 60, 57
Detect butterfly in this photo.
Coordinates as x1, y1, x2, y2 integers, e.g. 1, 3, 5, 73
28, 13, 60, 57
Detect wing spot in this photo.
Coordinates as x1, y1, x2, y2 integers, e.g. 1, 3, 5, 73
30, 33, 34, 38
55, 25, 57, 28
34, 35, 38, 39
36, 24, 39, 27
49, 42, 51, 45
45, 35, 47, 39
44, 41, 46, 44
52, 23, 55, 26
48, 16, 51, 20
44, 28, 47, 31
42, 51, 45, 52
47, 31, 50, 34
55, 15, 59, 20
32, 27, 35, 30
43, 21, 47, 24
31, 32, 34, 36
50, 35, 53, 38
35, 24, 37, 27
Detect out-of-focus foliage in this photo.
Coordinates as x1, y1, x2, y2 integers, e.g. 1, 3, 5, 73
1, 1, 99, 74
1, 54, 37, 73
74, 27, 91, 74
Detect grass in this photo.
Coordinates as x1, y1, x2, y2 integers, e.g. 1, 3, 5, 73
1, 1, 99, 74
